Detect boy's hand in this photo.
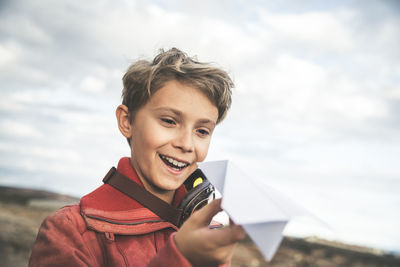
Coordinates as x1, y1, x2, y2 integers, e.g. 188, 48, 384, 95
174, 199, 246, 266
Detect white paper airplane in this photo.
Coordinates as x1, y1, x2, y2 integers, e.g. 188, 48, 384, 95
199, 160, 314, 261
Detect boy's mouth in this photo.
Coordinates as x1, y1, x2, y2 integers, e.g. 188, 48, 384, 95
159, 154, 189, 171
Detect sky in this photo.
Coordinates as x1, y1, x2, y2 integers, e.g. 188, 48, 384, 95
1, 0, 399, 254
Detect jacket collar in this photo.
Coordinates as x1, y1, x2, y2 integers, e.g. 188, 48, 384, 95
80, 157, 187, 234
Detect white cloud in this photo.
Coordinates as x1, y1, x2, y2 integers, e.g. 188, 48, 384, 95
258, 10, 354, 52
0, 120, 42, 138
0, 142, 81, 163
0, 15, 53, 46
80, 76, 106, 93
0, 43, 18, 67
324, 91, 388, 121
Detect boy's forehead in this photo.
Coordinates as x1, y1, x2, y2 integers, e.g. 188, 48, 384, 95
146, 80, 218, 120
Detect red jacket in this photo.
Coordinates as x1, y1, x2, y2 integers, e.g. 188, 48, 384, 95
29, 157, 193, 266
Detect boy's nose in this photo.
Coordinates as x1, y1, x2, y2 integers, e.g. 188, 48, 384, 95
173, 128, 194, 153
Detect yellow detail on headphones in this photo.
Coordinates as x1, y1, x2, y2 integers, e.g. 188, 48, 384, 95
193, 177, 203, 188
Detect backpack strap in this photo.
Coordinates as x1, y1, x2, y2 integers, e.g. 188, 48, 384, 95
102, 167, 183, 227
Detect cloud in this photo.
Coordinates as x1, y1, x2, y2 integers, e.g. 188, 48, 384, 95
0, 43, 18, 66
259, 10, 354, 52
0, 0, 398, 179
80, 76, 106, 93
0, 120, 42, 138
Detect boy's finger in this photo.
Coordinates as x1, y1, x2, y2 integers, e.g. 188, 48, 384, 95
192, 198, 223, 226
205, 224, 246, 247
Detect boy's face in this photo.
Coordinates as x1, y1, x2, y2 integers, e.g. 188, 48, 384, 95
127, 80, 218, 198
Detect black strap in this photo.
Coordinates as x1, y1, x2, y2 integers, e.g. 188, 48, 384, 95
103, 167, 183, 227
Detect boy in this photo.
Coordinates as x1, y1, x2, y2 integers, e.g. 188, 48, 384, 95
29, 48, 245, 266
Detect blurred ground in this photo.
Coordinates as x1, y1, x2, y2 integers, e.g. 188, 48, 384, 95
0, 186, 78, 266
0, 186, 399, 267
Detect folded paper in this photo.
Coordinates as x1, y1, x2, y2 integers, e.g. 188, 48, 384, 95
199, 160, 313, 260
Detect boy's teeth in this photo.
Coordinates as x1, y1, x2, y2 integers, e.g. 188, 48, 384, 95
161, 155, 188, 169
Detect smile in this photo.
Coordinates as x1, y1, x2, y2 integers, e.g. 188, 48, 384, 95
159, 154, 189, 171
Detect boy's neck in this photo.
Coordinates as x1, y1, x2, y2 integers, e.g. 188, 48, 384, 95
128, 159, 175, 204
141, 182, 175, 204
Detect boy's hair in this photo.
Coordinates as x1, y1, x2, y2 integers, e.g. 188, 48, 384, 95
122, 48, 233, 124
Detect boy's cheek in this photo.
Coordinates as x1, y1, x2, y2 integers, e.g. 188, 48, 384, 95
185, 164, 198, 179
197, 143, 212, 162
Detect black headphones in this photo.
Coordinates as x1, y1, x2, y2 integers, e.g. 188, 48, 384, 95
177, 169, 215, 225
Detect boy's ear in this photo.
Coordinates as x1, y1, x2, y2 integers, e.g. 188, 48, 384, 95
116, 104, 132, 139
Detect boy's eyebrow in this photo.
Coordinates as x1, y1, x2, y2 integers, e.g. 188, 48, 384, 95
153, 107, 217, 126
197, 118, 216, 127
154, 107, 182, 116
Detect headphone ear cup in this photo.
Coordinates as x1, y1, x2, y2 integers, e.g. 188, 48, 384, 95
183, 169, 205, 191
178, 169, 215, 225
178, 181, 215, 224
179, 180, 210, 208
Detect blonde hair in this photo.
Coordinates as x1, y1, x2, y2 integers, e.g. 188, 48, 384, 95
122, 48, 233, 123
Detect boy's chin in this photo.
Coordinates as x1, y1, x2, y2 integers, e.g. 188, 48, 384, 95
185, 164, 198, 176
161, 173, 191, 190
157, 165, 197, 189
154, 181, 182, 193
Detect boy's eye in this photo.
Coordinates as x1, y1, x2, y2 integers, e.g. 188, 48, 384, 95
197, 128, 210, 136
161, 118, 176, 125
